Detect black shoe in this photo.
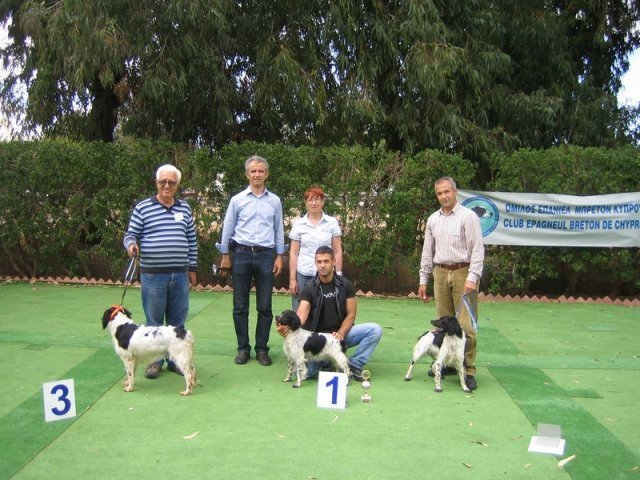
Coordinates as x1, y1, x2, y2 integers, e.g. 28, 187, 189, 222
256, 351, 272, 366
167, 362, 184, 376
319, 361, 333, 371
144, 363, 162, 379
235, 351, 250, 365
465, 375, 478, 391
427, 364, 458, 377
349, 365, 365, 382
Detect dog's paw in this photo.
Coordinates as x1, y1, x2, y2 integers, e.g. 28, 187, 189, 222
434, 386, 442, 393
283, 377, 291, 383
404, 376, 412, 381
292, 384, 301, 389
123, 385, 134, 393
180, 390, 192, 396
463, 387, 471, 393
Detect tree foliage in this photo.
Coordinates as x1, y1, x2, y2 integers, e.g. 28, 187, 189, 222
1, 1, 639, 155
1, 0, 234, 143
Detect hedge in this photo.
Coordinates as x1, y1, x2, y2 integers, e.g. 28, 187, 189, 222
0, 139, 637, 296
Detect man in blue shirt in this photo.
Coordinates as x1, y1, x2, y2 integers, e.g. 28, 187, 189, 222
217, 155, 286, 366
124, 164, 198, 379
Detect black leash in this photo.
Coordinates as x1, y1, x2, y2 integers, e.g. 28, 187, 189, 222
120, 254, 138, 306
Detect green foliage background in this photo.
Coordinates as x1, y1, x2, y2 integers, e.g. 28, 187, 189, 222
0, 140, 638, 296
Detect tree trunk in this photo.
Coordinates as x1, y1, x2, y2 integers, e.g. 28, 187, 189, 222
86, 74, 120, 142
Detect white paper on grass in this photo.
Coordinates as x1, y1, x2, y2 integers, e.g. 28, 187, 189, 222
528, 423, 565, 455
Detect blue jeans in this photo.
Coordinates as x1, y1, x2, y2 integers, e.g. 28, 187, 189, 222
307, 323, 383, 376
291, 272, 314, 311
140, 271, 190, 367
231, 249, 275, 354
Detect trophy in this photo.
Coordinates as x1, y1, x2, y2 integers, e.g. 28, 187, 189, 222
360, 370, 372, 403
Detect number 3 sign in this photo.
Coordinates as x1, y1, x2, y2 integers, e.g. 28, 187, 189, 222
316, 372, 348, 409
43, 379, 77, 422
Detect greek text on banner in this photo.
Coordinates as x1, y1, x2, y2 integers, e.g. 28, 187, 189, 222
457, 190, 640, 247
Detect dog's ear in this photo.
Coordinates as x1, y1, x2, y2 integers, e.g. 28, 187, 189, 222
289, 310, 302, 330
451, 317, 463, 337
442, 316, 463, 337
102, 308, 114, 329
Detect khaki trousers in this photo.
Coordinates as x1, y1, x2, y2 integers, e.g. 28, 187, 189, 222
432, 265, 477, 375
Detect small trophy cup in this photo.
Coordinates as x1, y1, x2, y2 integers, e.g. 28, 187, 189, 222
360, 370, 372, 403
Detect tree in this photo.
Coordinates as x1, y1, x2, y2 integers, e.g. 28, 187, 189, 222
1, 0, 235, 143
1, 0, 638, 154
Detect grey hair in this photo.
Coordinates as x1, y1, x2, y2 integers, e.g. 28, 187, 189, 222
245, 155, 269, 172
434, 176, 457, 190
156, 164, 182, 183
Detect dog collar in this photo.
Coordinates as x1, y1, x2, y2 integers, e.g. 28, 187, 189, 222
110, 304, 125, 320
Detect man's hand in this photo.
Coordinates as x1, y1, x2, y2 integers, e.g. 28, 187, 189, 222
219, 255, 231, 278
418, 285, 431, 303
276, 322, 289, 337
273, 255, 283, 276
127, 244, 139, 258
464, 280, 477, 295
188, 272, 197, 287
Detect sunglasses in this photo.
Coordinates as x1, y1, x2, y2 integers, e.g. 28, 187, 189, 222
157, 179, 178, 187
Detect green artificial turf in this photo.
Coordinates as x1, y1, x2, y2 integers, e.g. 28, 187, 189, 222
0, 282, 638, 480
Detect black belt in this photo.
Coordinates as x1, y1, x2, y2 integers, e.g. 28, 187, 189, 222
435, 262, 470, 271
235, 244, 272, 252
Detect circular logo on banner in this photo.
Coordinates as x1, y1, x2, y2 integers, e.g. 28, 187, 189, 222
462, 196, 499, 237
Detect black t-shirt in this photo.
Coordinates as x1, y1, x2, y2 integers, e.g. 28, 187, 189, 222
300, 277, 357, 333
317, 281, 341, 332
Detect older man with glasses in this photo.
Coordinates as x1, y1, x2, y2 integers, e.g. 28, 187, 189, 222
123, 164, 198, 380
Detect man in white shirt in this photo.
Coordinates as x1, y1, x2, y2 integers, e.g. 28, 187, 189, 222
418, 176, 484, 390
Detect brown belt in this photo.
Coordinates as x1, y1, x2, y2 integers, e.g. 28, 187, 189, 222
435, 262, 470, 271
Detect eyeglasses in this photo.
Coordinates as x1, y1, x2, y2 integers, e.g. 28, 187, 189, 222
157, 179, 178, 187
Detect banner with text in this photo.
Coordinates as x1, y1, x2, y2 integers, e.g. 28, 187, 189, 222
457, 190, 640, 247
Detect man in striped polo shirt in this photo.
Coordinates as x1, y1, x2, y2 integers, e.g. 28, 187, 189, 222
418, 176, 484, 391
124, 164, 198, 379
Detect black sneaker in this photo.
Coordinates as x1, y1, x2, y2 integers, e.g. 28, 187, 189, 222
465, 375, 478, 391
349, 365, 365, 382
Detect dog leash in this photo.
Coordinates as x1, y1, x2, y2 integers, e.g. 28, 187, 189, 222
456, 292, 478, 332
120, 254, 138, 306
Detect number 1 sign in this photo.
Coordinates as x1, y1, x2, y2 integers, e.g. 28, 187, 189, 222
316, 371, 348, 409
43, 379, 77, 422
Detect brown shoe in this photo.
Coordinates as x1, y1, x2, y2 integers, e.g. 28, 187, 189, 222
256, 351, 272, 366
144, 363, 162, 379
235, 351, 250, 365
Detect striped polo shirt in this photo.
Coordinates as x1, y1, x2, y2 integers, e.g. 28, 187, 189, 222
123, 196, 198, 273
